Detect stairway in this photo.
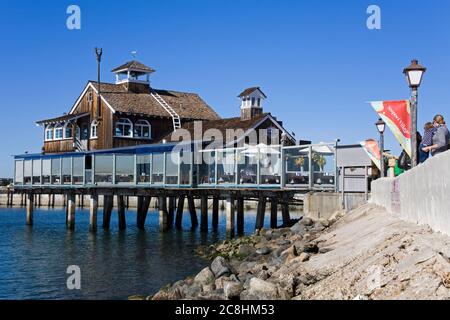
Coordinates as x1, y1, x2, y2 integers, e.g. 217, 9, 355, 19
151, 91, 181, 131
74, 137, 87, 152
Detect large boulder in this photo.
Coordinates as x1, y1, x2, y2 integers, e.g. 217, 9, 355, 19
194, 267, 215, 285
242, 278, 280, 300
211, 256, 232, 278
223, 281, 243, 300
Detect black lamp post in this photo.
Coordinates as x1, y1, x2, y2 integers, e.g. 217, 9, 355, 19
403, 59, 426, 168
375, 118, 386, 177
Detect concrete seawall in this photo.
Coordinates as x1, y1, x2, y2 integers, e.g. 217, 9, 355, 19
371, 150, 450, 236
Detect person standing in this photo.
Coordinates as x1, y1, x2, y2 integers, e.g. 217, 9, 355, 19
423, 115, 450, 156
419, 122, 437, 163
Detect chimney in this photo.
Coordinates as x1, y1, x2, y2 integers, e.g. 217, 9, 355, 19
238, 87, 267, 120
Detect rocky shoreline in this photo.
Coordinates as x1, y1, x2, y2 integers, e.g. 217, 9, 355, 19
143, 211, 344, 300
132, 203, 450, 300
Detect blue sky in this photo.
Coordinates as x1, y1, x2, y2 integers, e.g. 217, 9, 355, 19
0, 0, 449, 177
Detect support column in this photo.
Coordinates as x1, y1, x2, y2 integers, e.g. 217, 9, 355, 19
255, 196, 266, 231
137, 196, 151, 230
200, 195, 208, 232
226, 196, 235, 238
89, 194, 98, 232
20, 193, 24, 207
175, 195, 185, 229
26, 193, 34, 226
188, 196, 198, 229
159, 195, 169, 232
80, 195, 85, 208
270, 198, 278, 229
281, 199, 291, 226
67, 193, 76, 230
168, 197, 175, 228
117, 195, 126, 230
236, 197, 244, 236
37, 194, 41, 207
212, 197, 219, 230
102, 195, 113, 229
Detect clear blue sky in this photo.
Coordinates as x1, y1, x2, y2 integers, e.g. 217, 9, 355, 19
0, 0, 449, 177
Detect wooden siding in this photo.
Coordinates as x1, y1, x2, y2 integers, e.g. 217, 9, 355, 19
43, 140, 74, 153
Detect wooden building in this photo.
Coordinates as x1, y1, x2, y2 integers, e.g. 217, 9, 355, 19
37, 60, 220, 154
36, 60, 297, 155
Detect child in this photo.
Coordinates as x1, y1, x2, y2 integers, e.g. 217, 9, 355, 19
419, 122, 436, 163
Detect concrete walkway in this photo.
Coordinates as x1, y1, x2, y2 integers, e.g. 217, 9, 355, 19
300, 203, 450, 299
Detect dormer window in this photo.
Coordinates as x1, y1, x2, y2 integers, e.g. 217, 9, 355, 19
115, 118, 133, 137
54, 125, 64, 140
64, 123, 73, 139
134, 120, 151, 139
45, 125, 54, 141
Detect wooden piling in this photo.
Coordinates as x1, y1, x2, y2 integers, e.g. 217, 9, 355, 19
80, 195, 85, 208
67, 193, 76, 230
281, 199, 291, 226
200, 195, 208, 232
212, 197, 219, 230
137, 196, 151, 230
188, 196, 198, 229
159, 195, 169, 232
175, 195, 185, 229
20, 193, 24, 207
37, 194, 41, 207
102, 195, 113, 229
270, 198, 278, 229
236, 197, 244, 235
117, 195, 126, 230
226, 196, 235, 238
255, 197, 266, 230
26, 193, 34, 226
168, 197, 175, 228
89, 194, 98, 232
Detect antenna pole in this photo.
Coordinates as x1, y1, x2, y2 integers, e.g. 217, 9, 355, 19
95, 47, 103, 118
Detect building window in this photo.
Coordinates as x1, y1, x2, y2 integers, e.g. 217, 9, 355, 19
115, 118, 133, 137
134, 119, 151, 139
64, 123, 73, 139
251, 97, 256, 106
87, 90, 93, 103
91, 120, 98, 139
45, 125, 54, 141
257, 98, 261, 107
54, 125, 64, 140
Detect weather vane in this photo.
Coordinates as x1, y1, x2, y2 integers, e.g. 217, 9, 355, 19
131, 51, 137, 59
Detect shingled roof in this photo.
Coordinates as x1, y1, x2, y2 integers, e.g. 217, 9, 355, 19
89, 81, 221, 121
160, 113, 270, 143
238, 87, 267, 98
111, 60, 155, 73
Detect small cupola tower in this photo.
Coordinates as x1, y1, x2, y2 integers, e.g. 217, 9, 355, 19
111, 60, 155, 93
238, 87, 267, 120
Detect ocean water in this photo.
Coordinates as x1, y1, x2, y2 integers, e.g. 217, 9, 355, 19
0, 206, 285, 300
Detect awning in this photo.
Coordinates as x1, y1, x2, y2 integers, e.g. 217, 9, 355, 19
36, 112, 90, 126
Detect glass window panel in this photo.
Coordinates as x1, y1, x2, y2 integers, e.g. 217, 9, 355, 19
137, 155, 151, 184
312, 152, 335, 187
62, 158, 72, 184
152, 153, 164, 184
94, 155, 113, 184
24, 160, 32, 185
217, 150, 236, 185
42, 159, 51, 184
165, 153, 179, 185
15, 161, 23, 184
260, 147, 282, 185
198, 151, 215, 185
285, 147, 309, 186
32, 159, 41, 185
180, 151, 192, 185
51, 158, 61, 184
116, 155, 134, 184
73, 157, 84, 185
237, 149, 257, 185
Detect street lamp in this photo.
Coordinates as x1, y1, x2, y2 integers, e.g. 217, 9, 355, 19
375, 118, 386, 177
403, 59, 426, 168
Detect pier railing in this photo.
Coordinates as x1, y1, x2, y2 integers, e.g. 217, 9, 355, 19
13, 142, 338, 191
